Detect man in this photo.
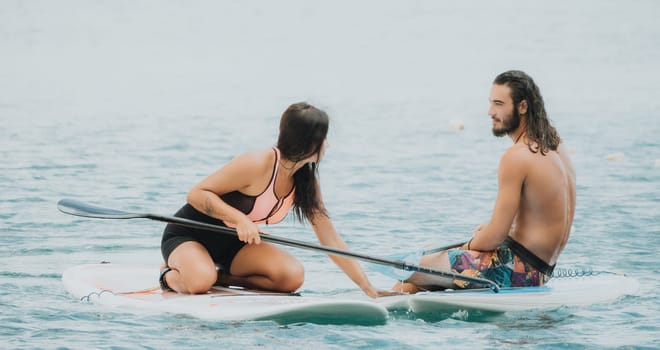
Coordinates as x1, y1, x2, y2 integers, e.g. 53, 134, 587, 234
395, 70, 575, 292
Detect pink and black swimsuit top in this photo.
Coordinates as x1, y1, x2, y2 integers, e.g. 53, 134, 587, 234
220, 147, 294, 226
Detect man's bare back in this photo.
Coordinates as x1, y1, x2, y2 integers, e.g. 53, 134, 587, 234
506, 141, 575, 266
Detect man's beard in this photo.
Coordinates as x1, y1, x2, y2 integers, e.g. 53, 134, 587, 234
492, 107, 521, 137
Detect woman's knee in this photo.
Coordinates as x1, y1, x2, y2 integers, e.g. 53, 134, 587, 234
167, 241, 217, 294
276, 260, 305, 292
168, 255, 217, 294
180, 265, 217, 294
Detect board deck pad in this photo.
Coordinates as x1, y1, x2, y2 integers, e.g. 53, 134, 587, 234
62, 264, 388, 325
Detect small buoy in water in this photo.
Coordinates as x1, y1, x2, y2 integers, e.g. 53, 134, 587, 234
606, 152, 625, 161
448, 118, 464, 131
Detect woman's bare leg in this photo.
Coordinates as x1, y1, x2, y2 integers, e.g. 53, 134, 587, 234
163, 241, 304, 294
164, 241, 217, 294
221, 242, 304, 293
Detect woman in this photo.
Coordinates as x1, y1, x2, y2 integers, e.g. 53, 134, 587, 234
160, 102, 384, 298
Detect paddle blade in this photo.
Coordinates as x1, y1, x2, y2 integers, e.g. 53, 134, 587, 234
57, 199, 143, 219
369, 251, 422, 281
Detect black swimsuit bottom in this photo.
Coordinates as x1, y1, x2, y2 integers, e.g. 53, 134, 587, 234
160, 204, 246, 270
503, 236, 555, 276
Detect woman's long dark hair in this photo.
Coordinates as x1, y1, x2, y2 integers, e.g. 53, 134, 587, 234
277, 102, 329, 223
494, 70, 561, 155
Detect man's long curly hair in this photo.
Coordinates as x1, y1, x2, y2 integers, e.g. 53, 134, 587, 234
494, 70, 561, 155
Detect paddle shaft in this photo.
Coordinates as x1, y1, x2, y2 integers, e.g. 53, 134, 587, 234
137, 214, 490, 287
421, 242, 466, 255
57, 199, 499, 291
150, 213, 423, 268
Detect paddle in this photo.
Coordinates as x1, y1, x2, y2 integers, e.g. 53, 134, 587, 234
370, 242, 465, 280
419, 242, 466, 256
57, 199, 499, 292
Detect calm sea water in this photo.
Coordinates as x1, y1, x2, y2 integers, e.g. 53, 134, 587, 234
2, 1, 659, 349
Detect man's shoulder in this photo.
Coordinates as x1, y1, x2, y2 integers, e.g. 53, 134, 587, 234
498, 144, 543, 177
501, 143, 535, 162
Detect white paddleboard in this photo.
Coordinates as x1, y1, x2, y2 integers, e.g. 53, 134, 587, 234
378, 273, 639, 314
62, 264, 388, 325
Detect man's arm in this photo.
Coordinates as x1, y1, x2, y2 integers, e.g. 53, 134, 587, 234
468, 149, 527, 251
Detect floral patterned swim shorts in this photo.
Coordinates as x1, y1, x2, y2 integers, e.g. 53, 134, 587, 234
447, 237, 554, 288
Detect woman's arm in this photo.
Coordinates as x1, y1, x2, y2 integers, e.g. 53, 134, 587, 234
309, 184, 389, 298
187, 150, 269, 244
310, 214, 382, 297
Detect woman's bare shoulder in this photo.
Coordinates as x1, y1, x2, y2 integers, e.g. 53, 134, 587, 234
231, 148, 275, 169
